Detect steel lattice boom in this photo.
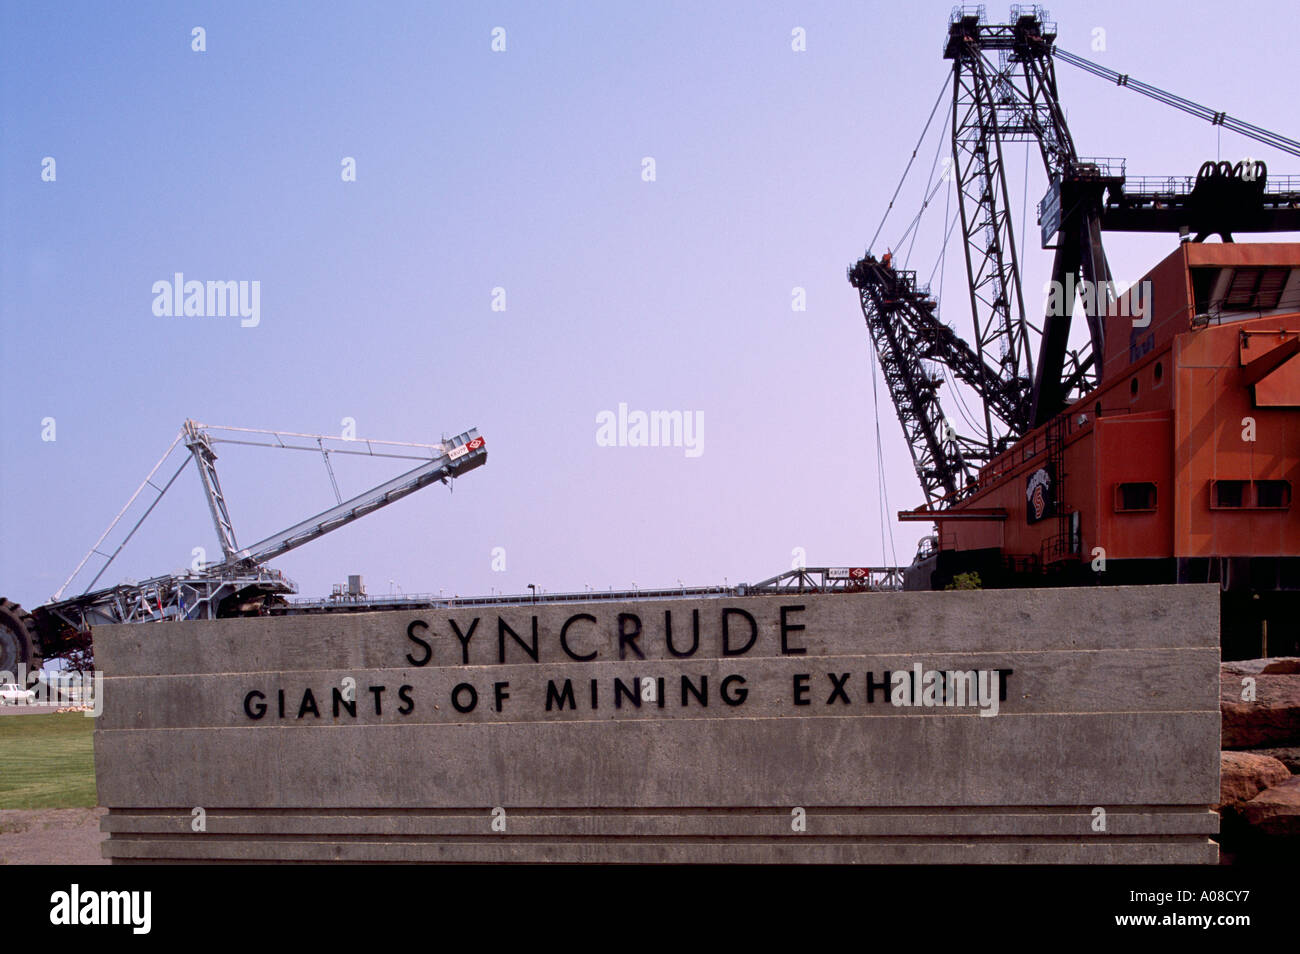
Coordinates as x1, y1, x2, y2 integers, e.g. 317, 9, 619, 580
34, 421, 486, 660
848, 256, 1016, 504
945, 6, 1114, 435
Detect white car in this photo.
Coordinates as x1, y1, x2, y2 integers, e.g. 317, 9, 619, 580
0, 683, 36, 705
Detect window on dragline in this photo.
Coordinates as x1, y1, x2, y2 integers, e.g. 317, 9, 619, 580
1254, 480, 1292, 509
1115, 482, 1157, 512
1212, 480, 1248, 509
1224, 268, 1289, 311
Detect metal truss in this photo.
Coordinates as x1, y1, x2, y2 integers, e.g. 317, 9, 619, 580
944, 5, 1106, 435
848, 255, 1021, 505
744, 567, 904, 593
277, 567, 904, 616
36, 421, 486, 658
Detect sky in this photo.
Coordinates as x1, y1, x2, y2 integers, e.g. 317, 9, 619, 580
2, 0, 1298, 610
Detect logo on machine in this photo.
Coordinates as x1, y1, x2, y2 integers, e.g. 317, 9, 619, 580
827, 567, 869, 580
1025, 465, 1056, 524
447, 437, 485, 461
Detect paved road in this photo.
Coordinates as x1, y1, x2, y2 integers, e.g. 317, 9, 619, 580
0, 704, 72, 716
0, 808, 106, 864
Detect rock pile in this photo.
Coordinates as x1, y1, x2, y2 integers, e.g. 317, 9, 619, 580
1217, 658, 1300, 854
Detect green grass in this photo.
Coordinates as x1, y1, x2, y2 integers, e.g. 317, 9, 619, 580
0, 713, 96, 809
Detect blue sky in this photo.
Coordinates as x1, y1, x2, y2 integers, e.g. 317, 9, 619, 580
3, 0, 1297, 608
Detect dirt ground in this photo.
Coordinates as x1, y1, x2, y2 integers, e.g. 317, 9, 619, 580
0, 807, 107, 864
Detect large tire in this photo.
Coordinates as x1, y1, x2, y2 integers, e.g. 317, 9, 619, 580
0, 598, 41, 677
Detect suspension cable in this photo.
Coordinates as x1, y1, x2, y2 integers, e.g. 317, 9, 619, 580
894, 175, 949, 254
928, 173, 958, 311
868, 342, 898, 567
904, 107, 951, 269
1054, 47, 1300, 158
868, 72, 953, 253
943, 364, 989, 440
927, 200, 959, 291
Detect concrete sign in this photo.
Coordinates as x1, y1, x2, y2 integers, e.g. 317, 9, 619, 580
94, 584, 1220, 862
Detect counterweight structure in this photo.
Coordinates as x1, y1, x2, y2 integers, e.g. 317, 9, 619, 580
851, 6, 1300, 510
849, 6, 1300, 655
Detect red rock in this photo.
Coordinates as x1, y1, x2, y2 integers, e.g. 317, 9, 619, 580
1262, 659, 1300, 675
1241, 776, 1300, 837
1223, 657, 1300, 676
1220, 666, 1300, 748
1250, 746, 1300, 774
1219, 751, 1292, 811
